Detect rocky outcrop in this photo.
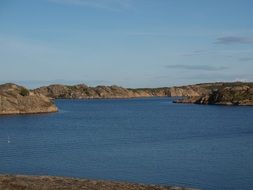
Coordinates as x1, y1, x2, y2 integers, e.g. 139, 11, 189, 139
0, 83, 58, 115
34, 84, 170, 99
175, 83, 253, 106
168, 85, 209, 97
33, 82, 240, 99
33, 82, 253, 106
34, 83, 217, 99
0, 175, 199, 190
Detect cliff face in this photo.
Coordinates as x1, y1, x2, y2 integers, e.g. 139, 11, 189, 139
175, 83, 253, 106
0, 83, 58, 115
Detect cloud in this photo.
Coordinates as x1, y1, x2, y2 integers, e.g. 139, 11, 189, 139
239, 57, 253, 62
165, 64, 228, 71
216, 36, 253, 44
49, 0, 132, 11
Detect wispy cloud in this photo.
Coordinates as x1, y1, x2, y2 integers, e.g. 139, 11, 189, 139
165, 64, 228, 71
216, 36, 253, 44
49, 0, 132, 11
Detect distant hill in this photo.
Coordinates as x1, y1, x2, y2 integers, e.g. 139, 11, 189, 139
1, 82, 252, 115
33, 82, 212, 99
33, 84, 170, 99
34, 82, 253, 106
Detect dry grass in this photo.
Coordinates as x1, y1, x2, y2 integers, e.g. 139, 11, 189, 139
0, 175, 198, 190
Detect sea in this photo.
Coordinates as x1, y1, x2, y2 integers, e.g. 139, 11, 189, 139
0, 97, 253, 190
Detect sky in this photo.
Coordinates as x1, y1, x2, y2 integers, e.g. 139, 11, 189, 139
0, 0, 253, 88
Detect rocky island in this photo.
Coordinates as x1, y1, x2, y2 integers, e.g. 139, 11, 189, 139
32, 83, 211, 99
0, 175, 198, 190
33, 82, 253, 106
1, 82, 252, 115
175, 82, 253, 106
0, 83, 58, 115
33, 84, 170, 99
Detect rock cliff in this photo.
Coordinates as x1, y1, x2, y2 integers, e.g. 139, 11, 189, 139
0, 83, 58, 115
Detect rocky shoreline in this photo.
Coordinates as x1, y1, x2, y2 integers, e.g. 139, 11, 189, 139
175, 83, 253, 106
0, 175, 198, 190
34, 82, 253, 106
1, 82, 253, 115
33, 84, 170, 99
0, 83, 57, 115
31, 83, 220, 99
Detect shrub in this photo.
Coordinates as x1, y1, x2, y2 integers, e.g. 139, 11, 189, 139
20, 87, 29, 96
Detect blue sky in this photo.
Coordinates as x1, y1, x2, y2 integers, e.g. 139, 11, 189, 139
0, 0, 253, 88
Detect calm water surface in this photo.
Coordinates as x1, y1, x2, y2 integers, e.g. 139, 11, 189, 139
0, 98, 253, 190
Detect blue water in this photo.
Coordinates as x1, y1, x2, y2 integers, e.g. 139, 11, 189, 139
0, 98, 253, 190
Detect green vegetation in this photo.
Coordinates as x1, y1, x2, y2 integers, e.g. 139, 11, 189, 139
20, 87, 29, 96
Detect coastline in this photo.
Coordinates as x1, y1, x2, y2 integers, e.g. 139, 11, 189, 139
1, 81, 253, 116
0, 174, 199, 190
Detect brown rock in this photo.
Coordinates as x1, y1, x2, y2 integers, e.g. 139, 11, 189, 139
33, 82, 253, 106
0, 83, 58, 115
0, 175, 199, 190
34, 85, 170, 99
175, 83, 253, 106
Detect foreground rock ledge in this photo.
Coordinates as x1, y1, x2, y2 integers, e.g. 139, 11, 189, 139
0, 175, 199, 190
0, 83, 58, 115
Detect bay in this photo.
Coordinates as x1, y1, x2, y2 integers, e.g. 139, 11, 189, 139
0, 98, 253, 190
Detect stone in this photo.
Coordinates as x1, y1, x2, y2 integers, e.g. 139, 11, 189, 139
0, 83, 58, 115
